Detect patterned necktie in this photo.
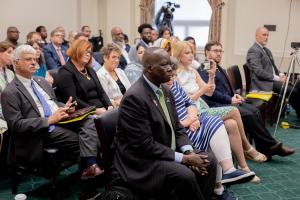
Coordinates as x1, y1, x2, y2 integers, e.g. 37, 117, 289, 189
31, 80, 55, 132
156, 89, 176, 150
56, 47, 66, 66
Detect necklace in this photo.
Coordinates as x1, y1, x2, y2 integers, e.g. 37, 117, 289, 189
79, 68, 91, 80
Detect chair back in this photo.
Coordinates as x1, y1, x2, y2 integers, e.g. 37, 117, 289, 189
94, 108, 119, 173
243, 63, 251, 93
226, 65, 243, 95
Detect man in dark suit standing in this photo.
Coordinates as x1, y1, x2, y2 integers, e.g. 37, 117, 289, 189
2, 45, 102, 179
198, 41, 295, 160
246, 27, 300, 118
113, 47, 216, 200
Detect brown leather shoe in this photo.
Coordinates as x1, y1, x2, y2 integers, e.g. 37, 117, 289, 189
276, 146, 296, 157
81, 164, 104, 179
267, 142, 295, 158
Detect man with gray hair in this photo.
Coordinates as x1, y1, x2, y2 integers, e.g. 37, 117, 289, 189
111, 26, 130, 69
2, 45, 103, 179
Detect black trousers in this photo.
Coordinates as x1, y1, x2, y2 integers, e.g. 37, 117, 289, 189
237, 103, 278, 154
111, 152, 217, 200
273, 81, 300, 118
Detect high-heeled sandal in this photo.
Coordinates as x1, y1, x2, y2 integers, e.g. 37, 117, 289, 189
238, 166, 261, 184
245, 146, 267, 163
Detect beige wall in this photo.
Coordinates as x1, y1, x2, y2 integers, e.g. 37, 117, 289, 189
221, 0, 300, 75
0, 0, 140, 45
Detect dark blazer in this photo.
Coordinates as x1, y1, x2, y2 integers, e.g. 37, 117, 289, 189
113, 76, 192, 190
42, 43, 68, 70
246, 42, 280, 91
198, 65, 234, 107
1, 76, 62, 167
56, 60, 112, 109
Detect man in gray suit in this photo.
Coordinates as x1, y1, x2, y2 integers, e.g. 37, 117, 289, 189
246, 27, 300, 118
1, 45, 102, 179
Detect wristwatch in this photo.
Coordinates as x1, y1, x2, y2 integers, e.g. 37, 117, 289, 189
183, 150, 194, 155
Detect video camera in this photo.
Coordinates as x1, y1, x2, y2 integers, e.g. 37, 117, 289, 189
291, 42, 300, 50
162, 2, 180, 19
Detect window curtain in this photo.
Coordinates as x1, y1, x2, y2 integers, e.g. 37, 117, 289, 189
207, 0, 224, 42
140, 0, 154, 24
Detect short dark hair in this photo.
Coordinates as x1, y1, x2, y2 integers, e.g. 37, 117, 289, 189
36, 26, 45, 32
184, 36, 195, 42
158, 27, 170, 38
138, 24, 153, 34
204, 41, 222, 56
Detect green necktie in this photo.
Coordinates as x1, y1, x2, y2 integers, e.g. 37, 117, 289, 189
156, 89, 176, 150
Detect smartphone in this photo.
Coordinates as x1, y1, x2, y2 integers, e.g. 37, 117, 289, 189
203, 60, 211, 70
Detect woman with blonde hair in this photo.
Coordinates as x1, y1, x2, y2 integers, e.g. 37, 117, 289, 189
172, 41, 265, 181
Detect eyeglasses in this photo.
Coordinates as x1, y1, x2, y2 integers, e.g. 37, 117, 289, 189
19, 57, 36, 62
84, 50, 92, 56
209, 49, 224, 54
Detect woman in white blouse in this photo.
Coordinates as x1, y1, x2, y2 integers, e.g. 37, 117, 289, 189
97, 43, 131, 107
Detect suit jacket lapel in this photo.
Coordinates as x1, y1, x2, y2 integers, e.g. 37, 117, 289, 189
141, 77, 170, 124
14, 77, 41, 116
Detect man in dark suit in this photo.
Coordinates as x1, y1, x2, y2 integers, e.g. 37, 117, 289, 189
113, 47, 216, 200
1, 45, 102, 179
198, 41, 295, 160
42, 29, 68, 70
246, 27, 300, 118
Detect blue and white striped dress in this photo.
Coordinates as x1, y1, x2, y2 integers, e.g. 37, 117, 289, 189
171, 81, 224, 151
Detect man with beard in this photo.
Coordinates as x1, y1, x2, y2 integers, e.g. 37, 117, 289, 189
111, 26, 130, 70
137, 23, 153, 49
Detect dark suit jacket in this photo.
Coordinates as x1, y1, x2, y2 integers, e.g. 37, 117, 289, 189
1, 76, 63, 167
56, 60, 112, 109
198, 65, 234, 107
246, 42, 280, 91
113, 76, 192, 191
42, 43, 68, 70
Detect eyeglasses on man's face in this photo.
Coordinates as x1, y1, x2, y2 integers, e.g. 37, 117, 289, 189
209, 49, 224, 54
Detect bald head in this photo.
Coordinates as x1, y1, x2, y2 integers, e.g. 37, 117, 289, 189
255, 27, 269, 46
143, 47, 172, 86
7, 26, 20, 42
111, 26, 124, 43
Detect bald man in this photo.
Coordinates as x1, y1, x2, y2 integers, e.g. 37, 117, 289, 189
3, 26, 21, 48
112, 47, 216, 200
110, 26, 130, 69
246, 27, 300, 118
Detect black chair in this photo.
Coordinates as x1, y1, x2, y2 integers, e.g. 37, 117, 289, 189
8, 129, 77, 200
242, 63, 281, 125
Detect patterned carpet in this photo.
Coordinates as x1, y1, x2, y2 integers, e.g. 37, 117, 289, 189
0, 114, 299, 200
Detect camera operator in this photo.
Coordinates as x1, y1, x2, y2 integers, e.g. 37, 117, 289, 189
155, 2, 180, 35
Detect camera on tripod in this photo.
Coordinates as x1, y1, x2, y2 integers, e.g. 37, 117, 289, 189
162, 2, 180, 18
291, 42, 300, 50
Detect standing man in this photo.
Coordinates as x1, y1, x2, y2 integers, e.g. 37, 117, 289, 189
137, 23, 153, 49
3, 26, 21, 48
113, 47, 216, 200
246, 27, 300, 118
198, 41, 295, 160
81, 25, 92, 39
111, 26, 130, 69
36, 25, 48, 45
42, 29, 68, 70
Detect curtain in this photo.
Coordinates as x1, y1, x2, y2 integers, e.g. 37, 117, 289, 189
140, 0, 154, 24
207, 0, 224, 42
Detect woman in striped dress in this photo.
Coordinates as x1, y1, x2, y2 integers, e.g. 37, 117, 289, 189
167, 78, 255, 196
